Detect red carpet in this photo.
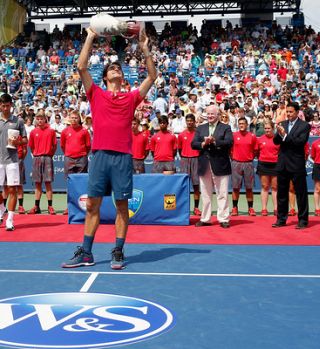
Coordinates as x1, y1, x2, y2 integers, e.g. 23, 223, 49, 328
0, 215, 319, 245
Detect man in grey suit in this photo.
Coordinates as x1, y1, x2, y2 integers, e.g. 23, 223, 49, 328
273, 102, 310, 229
191, 104, 233, 228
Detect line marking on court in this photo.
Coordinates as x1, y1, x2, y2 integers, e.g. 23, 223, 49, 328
80, 272, 99, 292
1, 269, 320, 278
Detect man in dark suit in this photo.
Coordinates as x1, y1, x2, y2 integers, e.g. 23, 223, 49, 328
272, 101, 311, 229
191, 104, 233, 228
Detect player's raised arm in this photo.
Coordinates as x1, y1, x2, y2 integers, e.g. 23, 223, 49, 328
139, 30, 157, 98
77, 27, 97, 93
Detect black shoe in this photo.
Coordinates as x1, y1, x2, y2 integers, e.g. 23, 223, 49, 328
220, 222, 230, 228
110, 248, 125, 270
195, 221, 212, 227
272, 221, 286, 228
295, 223, 308, 230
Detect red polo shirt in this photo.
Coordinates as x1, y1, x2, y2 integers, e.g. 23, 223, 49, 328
29, 124, 57, 156
60, 125, 91, 158
177, 129, 199, 157
257, 134, 280, 163
132, 131, 149, 160
232, 131, 257, 162
150, 131, 177, 161
87, 84, 143, 154
311, 139, 320, 164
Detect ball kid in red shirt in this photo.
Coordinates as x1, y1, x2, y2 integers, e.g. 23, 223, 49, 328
150, 115, 177, 173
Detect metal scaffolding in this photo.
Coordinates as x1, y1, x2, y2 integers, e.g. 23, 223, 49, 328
18, 0, 301, 20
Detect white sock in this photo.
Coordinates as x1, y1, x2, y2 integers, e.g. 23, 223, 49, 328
8, 211, 14, 221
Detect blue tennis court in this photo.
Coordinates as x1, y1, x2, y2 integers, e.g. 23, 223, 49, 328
1, 242, 320, 349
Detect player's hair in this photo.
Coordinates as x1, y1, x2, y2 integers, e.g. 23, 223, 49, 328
102, 61, 123, 87
0, 93, 12, 104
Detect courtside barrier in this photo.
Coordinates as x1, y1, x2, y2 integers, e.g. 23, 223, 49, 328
67, 173, 190, 225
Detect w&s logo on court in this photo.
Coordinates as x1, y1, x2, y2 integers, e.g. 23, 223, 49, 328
0, 292, 175, 348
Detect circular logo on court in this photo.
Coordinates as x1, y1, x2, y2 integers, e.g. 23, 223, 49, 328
0, 292, 175, 348
78, 194, 88, 211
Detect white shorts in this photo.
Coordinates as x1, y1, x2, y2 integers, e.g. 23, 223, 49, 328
0, 163, 20, 186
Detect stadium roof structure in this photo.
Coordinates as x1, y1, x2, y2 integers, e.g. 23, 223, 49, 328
20, 0, 301, 20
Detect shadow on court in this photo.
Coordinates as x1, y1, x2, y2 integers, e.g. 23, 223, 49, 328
95, 247, 211, 266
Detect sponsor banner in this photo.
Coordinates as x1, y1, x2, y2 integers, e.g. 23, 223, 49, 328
23, 137, 319, 193
68, 173, 190, 225
0, 292, 175, 348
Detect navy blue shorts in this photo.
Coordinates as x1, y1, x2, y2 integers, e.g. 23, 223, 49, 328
88, 150, 133, 200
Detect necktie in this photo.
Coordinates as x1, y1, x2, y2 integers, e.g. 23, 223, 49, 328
209, 123, 216, 136
288, 121, 294, 133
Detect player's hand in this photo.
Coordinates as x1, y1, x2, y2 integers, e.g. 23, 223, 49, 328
86, 27, 98, 39
139, 29, 150, 55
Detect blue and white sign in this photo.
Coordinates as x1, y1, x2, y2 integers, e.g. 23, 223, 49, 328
0, 292, 175, 348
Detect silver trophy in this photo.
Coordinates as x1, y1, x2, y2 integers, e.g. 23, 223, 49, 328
7, 129, 19, 149
90, 13, 144, 39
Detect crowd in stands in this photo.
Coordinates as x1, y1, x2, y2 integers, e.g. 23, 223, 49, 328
1, 20, 320, 134
0, 18, 320, 215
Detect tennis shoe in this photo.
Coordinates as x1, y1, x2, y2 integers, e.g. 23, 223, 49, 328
5, 220, 14, 231
28, 206, 41, 214
18, 206, 26, 214
61, 246, 95, 268
248, 208, 256, 216
231, 207, 238, 216
193, 207, 202, 216
48, 206, 56, 215
111, 248, 125, 270
288, 208, 296, 216
261, 209, 268, 216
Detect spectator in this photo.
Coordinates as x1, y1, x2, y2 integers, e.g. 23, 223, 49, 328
171, 108, 186, 135
230, 117, 258, 216
83, 114, 93, 138
24, 115, 35, 139
150, 109, 161, 134
152, 92, 168, 115
50, 114, 65, 138
309, 111, 320, 136
28, 113, 57, 215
